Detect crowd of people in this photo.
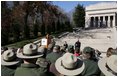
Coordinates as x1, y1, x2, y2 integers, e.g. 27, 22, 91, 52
1, 37, 117, 76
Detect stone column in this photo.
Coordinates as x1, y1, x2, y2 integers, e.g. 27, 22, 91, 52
98, 16, 100, 28
92, 17, 95, 28
85, 17, 89, 28
108, 16, 110, 27
112, 15, 115, 27
103, 16, 105, 27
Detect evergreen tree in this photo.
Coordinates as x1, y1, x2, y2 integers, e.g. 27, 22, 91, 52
73, 4, 85, 28
33, 23, 39, 37
1, 1, 11, 45
12, 20, 21, 42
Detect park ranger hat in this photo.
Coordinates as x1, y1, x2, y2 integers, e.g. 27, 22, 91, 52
55, 52, 85, 76
83, 46, 95, 53
1, 49, 20, 66
17, 43, 43, 59
98, 55, 117, 76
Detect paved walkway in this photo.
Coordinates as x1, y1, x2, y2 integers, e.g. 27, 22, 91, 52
55, 28, 116, 57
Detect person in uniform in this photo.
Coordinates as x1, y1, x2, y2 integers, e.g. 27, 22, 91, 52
80, 46, 101, 76
15, 43, 48, 76
75, 39, 81, 52
46, 45, 62, 63
1, 49, 21, 76
52, 52, 85, 76
98, 55, 117, 76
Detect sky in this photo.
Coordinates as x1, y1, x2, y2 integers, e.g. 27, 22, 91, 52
6, 1, 116, 13
53, 1, 116, 12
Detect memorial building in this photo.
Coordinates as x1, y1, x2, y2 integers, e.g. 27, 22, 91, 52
85, 2, 117, 28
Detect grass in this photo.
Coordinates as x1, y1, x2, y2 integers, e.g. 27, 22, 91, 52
5, 38, 40, 48
4, 31, 69, 48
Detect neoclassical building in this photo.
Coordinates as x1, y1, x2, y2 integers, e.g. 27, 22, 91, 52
85, 2, 117, 28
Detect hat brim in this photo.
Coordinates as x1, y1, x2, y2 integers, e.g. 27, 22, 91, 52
1, 56, 20, 66
17, 50, 43, 59
98, 57, 115, 76
55, 57, 85, 76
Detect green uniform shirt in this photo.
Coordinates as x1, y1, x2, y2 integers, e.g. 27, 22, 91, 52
14, 63, 48, 76
81, 59, 101, 76
46, 52, 62, 63
1, 65, 16, 76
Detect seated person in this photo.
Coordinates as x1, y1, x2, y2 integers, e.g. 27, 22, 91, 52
80, 46, 101, 76
98, 55, 117, 76
1, 49, 21, 76
15, 43, 48, 76
50, 52, 85, 76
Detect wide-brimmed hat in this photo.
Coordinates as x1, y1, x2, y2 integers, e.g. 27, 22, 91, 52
98, 55, 117, 76
17, 43, 43, 59
83, 46, 95, 53
1, 49, 20, 66
55, 52, 85, 76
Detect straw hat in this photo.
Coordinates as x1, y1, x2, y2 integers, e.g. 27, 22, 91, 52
1, 49, 20, 66
98, 55, 117, 76
55, 52, 85, 76
17, 43, 43, 59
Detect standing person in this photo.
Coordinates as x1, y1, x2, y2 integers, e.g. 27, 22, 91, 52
75, 39, 81, 52
81, 46, 101, 76
1, 49, 21, 76
46, 34, 51, 48
15, 43, 48, 76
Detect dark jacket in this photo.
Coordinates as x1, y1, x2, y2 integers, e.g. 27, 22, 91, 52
46, 52, 62, 63
1, 65, 17, 76
81, 59, 101, 76
63, 43, 68, 49
75, 41, 81, 50
14, 63, 48, 76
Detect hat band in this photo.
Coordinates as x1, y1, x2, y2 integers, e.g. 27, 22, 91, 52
106, 63, 117, 76
61, 60, 78, 70
3, 58, 15, 62
22, 52, 39, 56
